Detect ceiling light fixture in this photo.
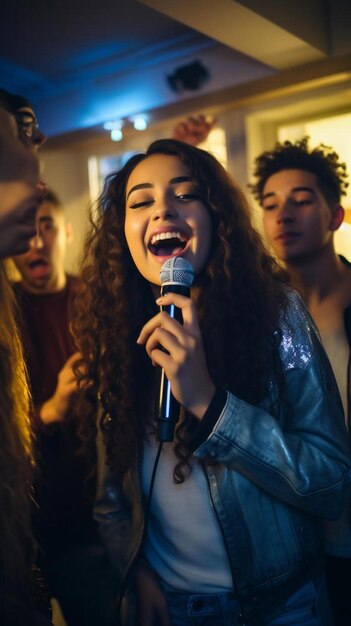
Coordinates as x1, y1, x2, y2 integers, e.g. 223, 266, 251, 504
133, 116, 148, 131
103, 120, 122, 131
111, 128, 123, 141
104, 115, 148, 142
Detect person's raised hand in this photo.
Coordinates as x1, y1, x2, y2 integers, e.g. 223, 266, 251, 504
40, 352, 82, 424
172, 114, 216, 146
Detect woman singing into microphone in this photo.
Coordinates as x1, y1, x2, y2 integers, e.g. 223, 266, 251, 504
73, 139, 351, 626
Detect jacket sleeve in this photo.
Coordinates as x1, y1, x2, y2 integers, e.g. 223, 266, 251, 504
194, 292, 351, 520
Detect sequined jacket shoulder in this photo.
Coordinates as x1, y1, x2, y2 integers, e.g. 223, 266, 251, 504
94, 287, 351, 624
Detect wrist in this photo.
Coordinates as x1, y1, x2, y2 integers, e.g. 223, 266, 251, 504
189, 382, 216, 420
40, 397, 64, 424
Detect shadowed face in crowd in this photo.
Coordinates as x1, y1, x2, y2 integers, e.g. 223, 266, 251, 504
13, 200, 72, 293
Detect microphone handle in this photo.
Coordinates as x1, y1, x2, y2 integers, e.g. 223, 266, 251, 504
156, 283, 190, 442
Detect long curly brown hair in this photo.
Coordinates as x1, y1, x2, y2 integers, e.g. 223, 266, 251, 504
73, 139, 288, 482
0, 261, 35, 594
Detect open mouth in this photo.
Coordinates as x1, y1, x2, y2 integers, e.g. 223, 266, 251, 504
148, 231, 188, 257
28, 258, 50, 276
276, 231, 300, 241
29, 258, 48, 269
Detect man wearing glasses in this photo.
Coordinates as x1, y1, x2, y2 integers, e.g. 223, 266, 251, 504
0, 88, 46, 151
2, 86, 118, 625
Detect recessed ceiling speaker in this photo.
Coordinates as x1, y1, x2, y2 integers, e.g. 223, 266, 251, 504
167, 60, 210, 94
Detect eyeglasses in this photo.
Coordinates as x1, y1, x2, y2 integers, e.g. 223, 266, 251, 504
15, 112, 40, 138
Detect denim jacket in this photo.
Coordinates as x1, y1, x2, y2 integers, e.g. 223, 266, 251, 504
94, 290, 351, 624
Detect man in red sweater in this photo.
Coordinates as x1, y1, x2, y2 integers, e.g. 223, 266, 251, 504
12, 188, 117, 626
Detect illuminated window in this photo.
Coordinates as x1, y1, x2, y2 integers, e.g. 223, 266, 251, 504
198, 127, 227, 169
88, 152, 135, 202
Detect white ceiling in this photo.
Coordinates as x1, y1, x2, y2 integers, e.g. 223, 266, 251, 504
1, 0, 350, 139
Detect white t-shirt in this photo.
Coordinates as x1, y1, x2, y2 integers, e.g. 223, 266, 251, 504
141, 433, 233, 592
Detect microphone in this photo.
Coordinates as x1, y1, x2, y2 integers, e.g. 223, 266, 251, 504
156, 257, 194, 442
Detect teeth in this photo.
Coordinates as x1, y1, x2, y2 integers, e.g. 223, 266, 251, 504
150, 231, 186, 245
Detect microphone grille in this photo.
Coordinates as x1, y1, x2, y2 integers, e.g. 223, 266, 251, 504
160, 257, 194, 287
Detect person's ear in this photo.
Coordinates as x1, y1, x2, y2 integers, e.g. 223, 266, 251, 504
65, 221, 74, 243
330, 205, 344, 232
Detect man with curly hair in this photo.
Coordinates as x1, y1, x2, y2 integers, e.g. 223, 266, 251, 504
251, 137, 351, 626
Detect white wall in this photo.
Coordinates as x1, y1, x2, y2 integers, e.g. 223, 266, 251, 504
41, 149, 94, 274
40, 76, 351, 273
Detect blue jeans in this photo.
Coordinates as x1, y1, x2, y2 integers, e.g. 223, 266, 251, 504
162, 576, 334, 626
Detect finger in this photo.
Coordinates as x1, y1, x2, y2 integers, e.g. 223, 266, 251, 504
157, 292, 198, 328
136, 310, 179, 345
62, 353, 82, 376
66, 351, 82, 365
191, 114, 207, 124
137, 295, 198, 347
138, 309, 192, 352
145, 326, 185, 362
